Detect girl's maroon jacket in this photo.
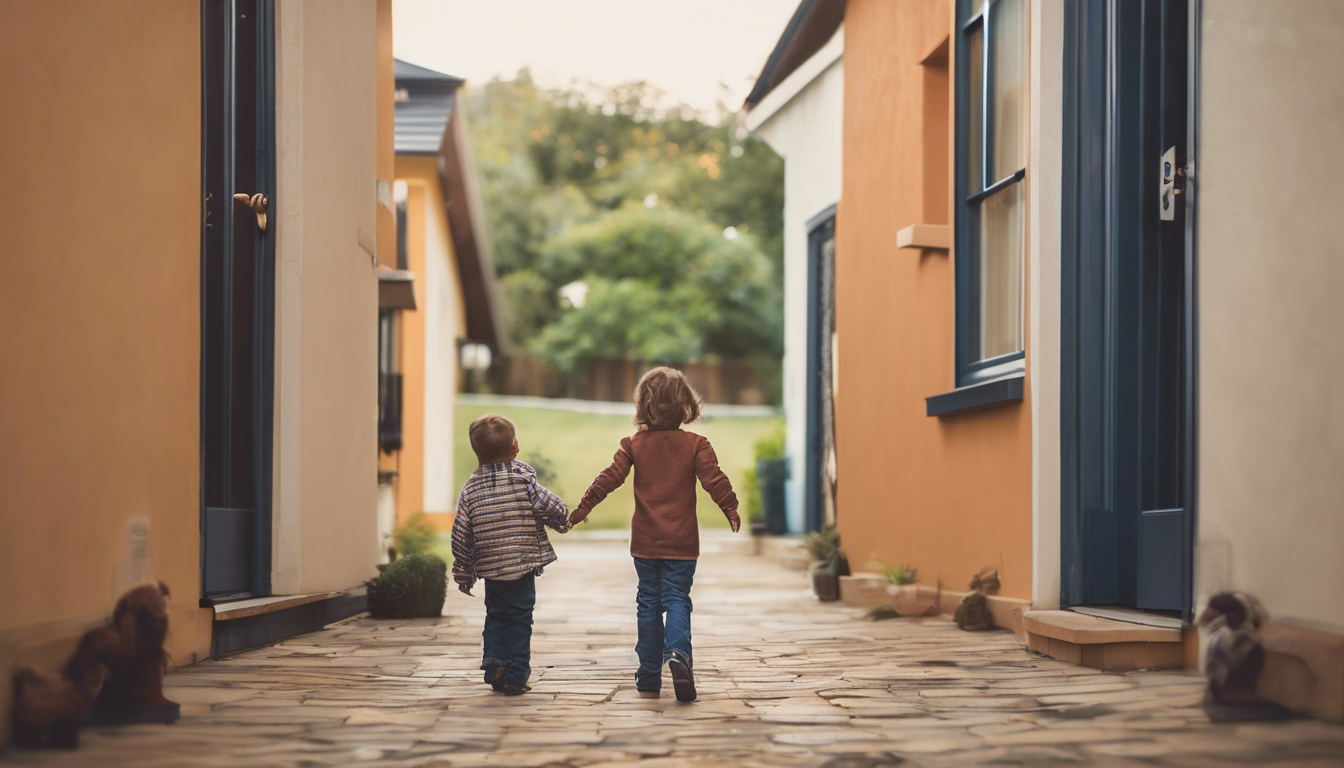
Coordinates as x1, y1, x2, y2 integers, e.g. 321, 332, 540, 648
572, 429, 739, 560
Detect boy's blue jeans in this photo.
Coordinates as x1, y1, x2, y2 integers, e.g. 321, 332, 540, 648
632, 557, 697, 691
482, 574, 535, 686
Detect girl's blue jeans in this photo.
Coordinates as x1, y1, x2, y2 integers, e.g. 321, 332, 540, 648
632, 557, 697, 691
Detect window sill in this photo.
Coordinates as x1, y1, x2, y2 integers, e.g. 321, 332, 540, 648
925, 373, 1024, 417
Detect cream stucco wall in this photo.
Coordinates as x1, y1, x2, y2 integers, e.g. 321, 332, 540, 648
748, 31, 844, 534
1197, 0, 1344, 630
273, 0, 381, 595
1028, 0, 1063, 611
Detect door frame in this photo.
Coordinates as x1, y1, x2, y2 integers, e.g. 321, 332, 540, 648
1059, 0, 1199, 622
199, 0, 277, 602
803, 204, 837, 534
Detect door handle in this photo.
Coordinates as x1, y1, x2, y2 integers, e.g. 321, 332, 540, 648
233, 192, 269, 231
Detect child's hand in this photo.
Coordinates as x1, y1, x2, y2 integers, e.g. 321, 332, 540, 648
727, 508, 741, 533
454, 574, 475, 596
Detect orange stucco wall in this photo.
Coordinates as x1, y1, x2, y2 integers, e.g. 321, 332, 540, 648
835, 0, 1033, 599
395, 180, 430, 525
391, 154, 468, 531
376, 0, 396, 266
0, 0, 212, 742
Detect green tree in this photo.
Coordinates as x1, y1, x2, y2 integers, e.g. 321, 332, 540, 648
461, 71, 785, 382
531, 206, 781, 372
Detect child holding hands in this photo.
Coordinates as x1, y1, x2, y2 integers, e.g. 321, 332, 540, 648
451, 414, 571, 696
569, 367, 740, 702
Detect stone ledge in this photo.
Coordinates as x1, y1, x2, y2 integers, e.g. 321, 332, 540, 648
1259, 619, 1344, 723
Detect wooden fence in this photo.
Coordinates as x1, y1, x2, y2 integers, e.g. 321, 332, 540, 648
481, 354, 775, 406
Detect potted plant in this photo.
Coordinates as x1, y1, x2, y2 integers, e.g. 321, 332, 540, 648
753, 421, 789, 535
806, 524, 847, 601
871, 560, 937, 616
740, 466, 768, 536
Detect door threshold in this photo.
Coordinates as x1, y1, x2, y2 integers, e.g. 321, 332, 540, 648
1068, 605, 1185, 629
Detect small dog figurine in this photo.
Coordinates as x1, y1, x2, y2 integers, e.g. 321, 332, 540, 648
1198, 592, 1267, 705
11, 582, 177, 748
1197, 591, 1290, 721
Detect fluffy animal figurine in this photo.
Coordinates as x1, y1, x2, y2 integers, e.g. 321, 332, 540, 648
954, 592, 993, 631
955, 566, 998, 631
11, 581, 178, 747
1197, 591, 1289, 721
10, 623, 122, 747
89, 581, 179, 723
969, 566, 1000, 595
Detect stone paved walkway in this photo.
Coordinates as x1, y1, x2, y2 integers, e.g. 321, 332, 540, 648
7, 534, 1344, 767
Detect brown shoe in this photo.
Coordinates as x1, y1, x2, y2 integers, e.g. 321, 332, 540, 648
668, 651, 696, 702
636, 689, 660, 699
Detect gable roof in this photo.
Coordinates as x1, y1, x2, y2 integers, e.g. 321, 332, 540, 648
395, 59, 464, 154
744, 0, 845, 109
393, 59, 505, 352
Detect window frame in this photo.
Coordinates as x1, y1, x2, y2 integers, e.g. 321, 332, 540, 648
954, 0, 1028, 388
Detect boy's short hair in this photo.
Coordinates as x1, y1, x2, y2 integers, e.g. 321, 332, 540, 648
469, 414, 516, 462
634, 366, 703, 431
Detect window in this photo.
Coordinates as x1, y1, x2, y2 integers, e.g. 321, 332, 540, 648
956, 0, 1027, 386
378, 310, 402, 452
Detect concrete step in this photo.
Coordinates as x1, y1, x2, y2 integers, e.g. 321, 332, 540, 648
1023, 609, 1194, 672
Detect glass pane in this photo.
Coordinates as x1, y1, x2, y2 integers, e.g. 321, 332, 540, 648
966, 24, 983, 192
979, 182, 1023, 359
990, 0, 1027, 179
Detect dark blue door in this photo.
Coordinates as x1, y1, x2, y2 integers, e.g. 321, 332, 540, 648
200, 0, 276, 602
1061, 0, 1193, 616
803, 207, 836, 534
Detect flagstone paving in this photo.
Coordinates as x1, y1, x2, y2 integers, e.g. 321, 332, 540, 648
6, 533, 1344, 767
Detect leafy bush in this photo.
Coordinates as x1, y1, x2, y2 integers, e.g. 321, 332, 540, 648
753, 419, 787, 462
392, 512, 438, 558
522, 449, 558, 488
804, 523, 840, 561
365, 552, 448, 619
740, 466, 763, 524
870, 560, 918, 586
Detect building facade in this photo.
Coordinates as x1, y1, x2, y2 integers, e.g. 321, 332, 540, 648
377, 60, 502, 540
755, 0, 1344, 721
0, 0, 392, 743
744, 5, 845, 536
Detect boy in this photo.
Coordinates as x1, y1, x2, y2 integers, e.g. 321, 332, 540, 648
451, 414, 571, 696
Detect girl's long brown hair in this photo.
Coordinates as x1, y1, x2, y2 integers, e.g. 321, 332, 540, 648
634, 366, 703, 431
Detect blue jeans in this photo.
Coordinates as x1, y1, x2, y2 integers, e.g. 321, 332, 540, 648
633, 557, 696, 691
482, 574, 535, 686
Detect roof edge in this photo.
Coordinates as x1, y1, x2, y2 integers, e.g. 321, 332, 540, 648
744, 0, 844, 109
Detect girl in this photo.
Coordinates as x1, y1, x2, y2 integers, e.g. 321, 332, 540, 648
569, 367, 740, 702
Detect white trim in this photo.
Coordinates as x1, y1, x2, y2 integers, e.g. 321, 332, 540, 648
745, 27, 845, 132
1029, 0, 1063, 610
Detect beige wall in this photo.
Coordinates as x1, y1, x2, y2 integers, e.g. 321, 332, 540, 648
1197, 1, 1344, 630
0, 0, 212, 742
749, 31, 844, 534
1028, 0, 1063, 610
273, 0, 381, 594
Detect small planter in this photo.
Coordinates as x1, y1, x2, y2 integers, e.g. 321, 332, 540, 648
756, 458, 790, 535
887, 584, 939, 617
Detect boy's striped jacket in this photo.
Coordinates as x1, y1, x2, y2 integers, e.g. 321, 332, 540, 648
451, 460, 571, 589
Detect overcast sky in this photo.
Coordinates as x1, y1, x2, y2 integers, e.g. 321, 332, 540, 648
392, 0, 800, 112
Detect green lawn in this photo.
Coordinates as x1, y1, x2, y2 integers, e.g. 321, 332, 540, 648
454, 400, 776, 530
